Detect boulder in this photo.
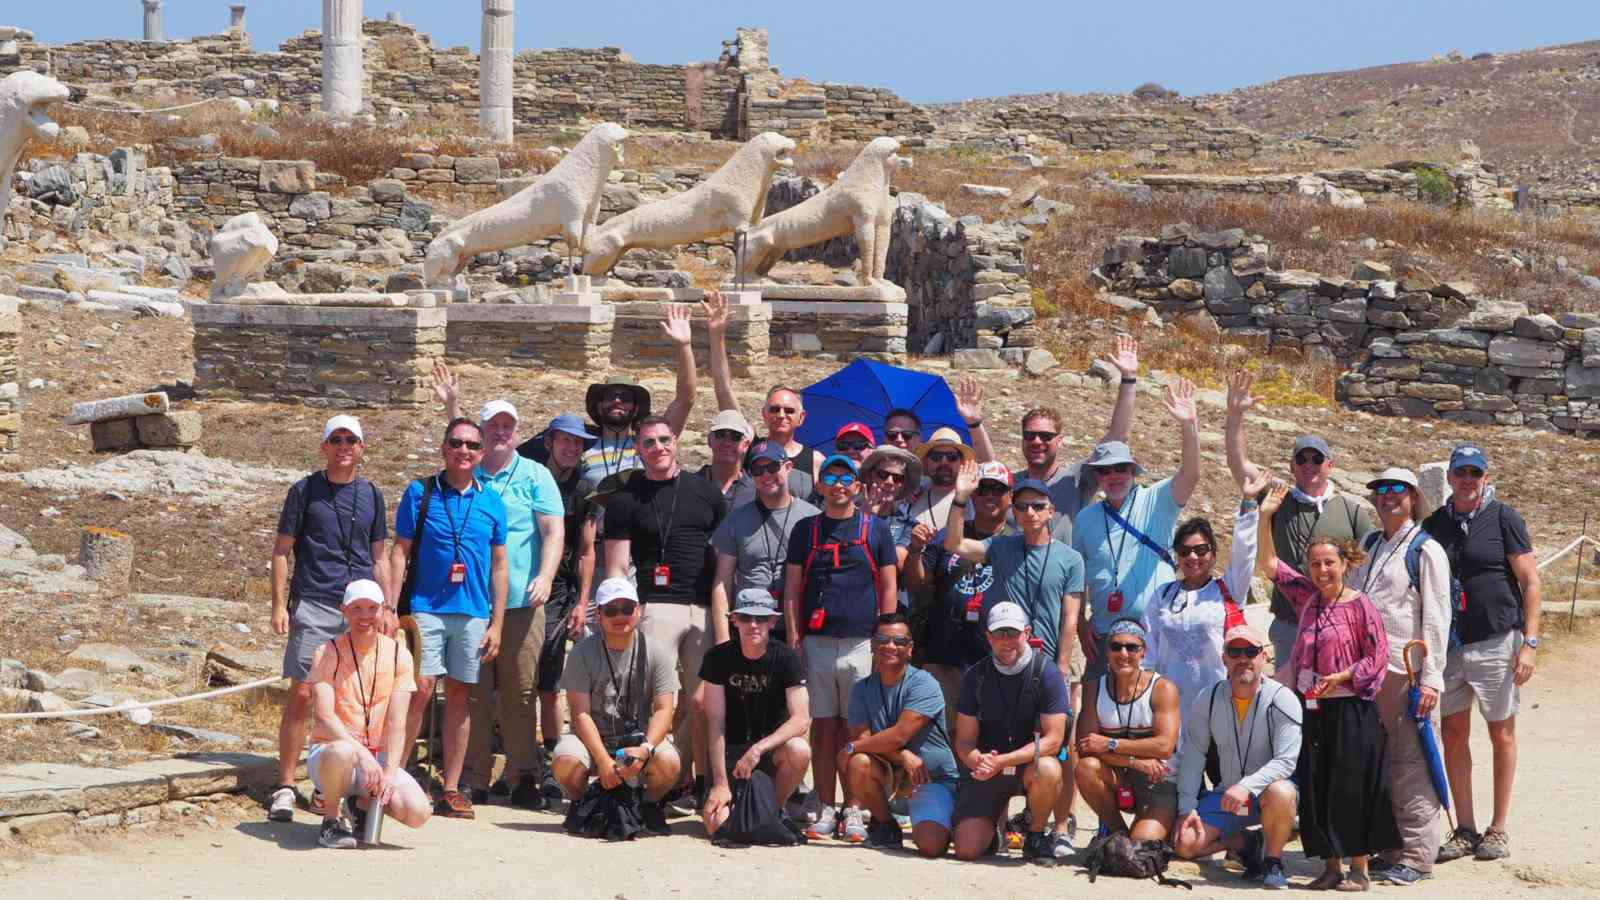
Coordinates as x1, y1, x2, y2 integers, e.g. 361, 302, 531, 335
1513, 314, 1563, 342
1460, 300, 1528, 333
1192, 228, 1244, 251
1352, 260, 1392, 281
1202, 267, 1243, 302
90, 419, 141, 452
1023, 348, 1058, 376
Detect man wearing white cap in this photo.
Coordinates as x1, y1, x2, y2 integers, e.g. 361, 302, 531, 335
267, 415, 390, 823
462, 400, 566, 811
304, 579, 432, 848
698, 408, 757, 509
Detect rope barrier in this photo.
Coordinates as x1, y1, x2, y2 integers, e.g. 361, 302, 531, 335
0, 674, 284, 721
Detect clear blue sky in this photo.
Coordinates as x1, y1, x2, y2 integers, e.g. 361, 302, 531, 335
23, 1, 1600, 103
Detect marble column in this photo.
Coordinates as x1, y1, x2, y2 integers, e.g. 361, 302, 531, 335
321, 0, 363, 118
142, 0, 163, 41
479, 0, 514, 143
229, 4, 246, 30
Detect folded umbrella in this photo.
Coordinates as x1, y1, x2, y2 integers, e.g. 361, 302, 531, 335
1404, 640, 1455, 832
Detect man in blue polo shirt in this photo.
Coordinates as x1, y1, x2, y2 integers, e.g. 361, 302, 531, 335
388, 416, 510, 820
462, 400, 565, 811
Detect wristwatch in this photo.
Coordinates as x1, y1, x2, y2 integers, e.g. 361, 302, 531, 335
1523, 636, 1540, 650
1107, 738, 1120, 753
842, 741, 855, 756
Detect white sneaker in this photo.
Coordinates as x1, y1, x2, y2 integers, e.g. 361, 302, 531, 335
267, 786, 296, 822
841, 806, 868, 843
805, 804, 837, 840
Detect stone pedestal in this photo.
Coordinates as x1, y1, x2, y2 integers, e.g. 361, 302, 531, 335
193, 300, 442, 408
80, 528, 133, 596
767, 298, 908, 362
611, 300, 770, 377
446, 303, 614, 371
554, 274, 601, 306
0, 296, 18, 468
321, 0, 364, 118
479, 0, 514, 143
142, 0, 163, 41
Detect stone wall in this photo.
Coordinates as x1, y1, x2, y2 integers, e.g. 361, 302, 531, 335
611, 300, 770, 375
768, 300, 907, 362
1136, 159, 1512, 211
445, 303, 613, 371
744, 83, 933, 143
0, 295, 18, 466
972, 111, 1263, 159
12, 148, 178, 242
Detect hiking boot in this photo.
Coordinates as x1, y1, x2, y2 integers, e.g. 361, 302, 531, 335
804, 805, 837, 840
509, 780, 549, 811
640, 800, 672, 837
841, 806, 869, 843
1050, 830, 1075, 861
1022, 831, 1059, 868
1436, 826, 1481, 862
1261, 857, 1289, 890
1239, 829, 1266, 880
318, 817, 357, 849
1004, 811, 1029, 850
1375, 863, 1427, 885
864, 819, 904, 850
266, 785, 297, 823
1475, 827, 1510, 860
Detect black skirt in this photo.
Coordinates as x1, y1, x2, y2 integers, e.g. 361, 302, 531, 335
1296, 695, 1402, 859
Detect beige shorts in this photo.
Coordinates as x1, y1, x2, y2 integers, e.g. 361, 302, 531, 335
1442, 629, 1520, 722
803, 635, 873, 718
552, 733, 680, 773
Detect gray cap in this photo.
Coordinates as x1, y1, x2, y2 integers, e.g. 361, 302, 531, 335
1292, 435, 1332, 459
732, 588, 780, 617
1366, 467, 1420, 491
1086, 440, 1144, 474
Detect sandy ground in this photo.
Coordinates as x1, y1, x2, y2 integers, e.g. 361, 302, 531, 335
3, 632, 1597, 899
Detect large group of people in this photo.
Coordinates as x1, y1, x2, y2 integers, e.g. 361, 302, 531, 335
267, 294, 1542, 889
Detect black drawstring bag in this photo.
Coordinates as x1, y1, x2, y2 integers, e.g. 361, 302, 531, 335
563, 781, 646, 841
1083, 831, 1192, 889
711, 769, 807, 848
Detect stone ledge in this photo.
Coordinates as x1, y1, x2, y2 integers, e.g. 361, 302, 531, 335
447, 303, 615, 325
193, 304, 447, 328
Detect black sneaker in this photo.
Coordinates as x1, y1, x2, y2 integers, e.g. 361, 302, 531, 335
864, 819, 904, 850
509, 780, 549, 811
470, 788, 490, 806
318, 817, 357, 849
489, 777, 511, 797
640, 800, 672, 836
540, 771, 565, 802
1022, 831, 1059, 868
1239, 829, 1266, 880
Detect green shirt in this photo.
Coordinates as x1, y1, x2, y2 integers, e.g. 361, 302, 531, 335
1269, 492, 1374, 623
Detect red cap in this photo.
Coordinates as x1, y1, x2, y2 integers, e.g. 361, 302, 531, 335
835, 422, 875, 444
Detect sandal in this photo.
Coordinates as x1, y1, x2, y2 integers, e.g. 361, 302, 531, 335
1308, 870, 1345, 891
435, 789, 476, 819
1334, 873, 1370, 892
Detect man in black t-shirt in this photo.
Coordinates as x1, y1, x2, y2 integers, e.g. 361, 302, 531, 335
699, 590, 811, 836
1421, 444, 1541, 864
605, 415, 728, 800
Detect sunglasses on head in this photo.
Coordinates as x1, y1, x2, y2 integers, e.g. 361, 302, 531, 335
926, 450, 962, 463
600, 601, 638, 617
445, 437, 483, 451
885, 428, 920, 441
710, 429, 745, 442
1095, 462, 1135, 475
1453, 466, 1484, 479
1108, 641, 1144, 654
1014, 500, 1050, 513
1225, 645, 1263, 659
873, 470, 906, 484
836, 439, 870, 452
871, 633, 912, 647
977, 482, 1010, 497
1022, 430, 1058, 443
639, 435, 674, 449
820, 472, 856, 487
1372, 482, 1409, 495
326, 435, 362, 446
1294, 451, 1326, 466
766, 405, 798, 415
1175, 543, 1214, 558
748, 461, 783, 477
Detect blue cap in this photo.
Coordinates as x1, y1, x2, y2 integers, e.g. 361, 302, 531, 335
820, 454, 859, 476
543, 412, 596, 441
1449, 443, 1487, 472
747, 440, 788, 466
1011, 477, 1053, 498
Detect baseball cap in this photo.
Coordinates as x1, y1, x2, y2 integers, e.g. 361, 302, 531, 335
1366, 467, 1420, 492
1086, 440, 1142, 473
593, 577, 638, 608
479, 399, 519, 425
820, 453, 859, 476
710, 409, 754, 441
341, 578, 384, 607
1224, 623, 1268, 649
976, 461, 1012, 488
732, 589, 781, 617
1292, 435, 1332, 459
835, 422, 875, 445
323, 414, 364, 442
1011, 476, 1052, 498
1449, 443, 1488, 472
543, 412, 596, 440
747, 440, 788, 466
987, 601, 1029, 632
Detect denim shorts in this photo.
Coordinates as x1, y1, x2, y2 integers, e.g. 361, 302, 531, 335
414, 612, 487, 683
1196, 781, 1297, 839
909, 780, 958, 829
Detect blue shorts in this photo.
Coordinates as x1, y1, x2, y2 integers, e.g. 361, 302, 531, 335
910, 780, 957, 830
1196, 782, 1296, 839
414, 612, 486, 683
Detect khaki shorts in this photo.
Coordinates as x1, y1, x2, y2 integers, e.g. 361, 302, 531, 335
803, 635, 872, 719
1442, 629, 1520, 722
552, 733, 680, 773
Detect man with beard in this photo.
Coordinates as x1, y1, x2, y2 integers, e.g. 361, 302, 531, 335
910, 428, 975, 532
705, 291, 817, 498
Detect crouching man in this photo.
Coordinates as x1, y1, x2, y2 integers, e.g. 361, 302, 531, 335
553, 578, 682, 835
305, 579, 432, 849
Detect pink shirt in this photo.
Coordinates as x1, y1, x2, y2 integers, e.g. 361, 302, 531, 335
1271, 561, 1389, 702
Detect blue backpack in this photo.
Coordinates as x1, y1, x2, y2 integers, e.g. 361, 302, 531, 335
1363, 529, 1464, 650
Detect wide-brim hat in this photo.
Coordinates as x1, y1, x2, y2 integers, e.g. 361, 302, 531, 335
1086, 440, 1145, 475
916, 427, 975, 464
585, 377, 651, 426
860, 444, 924, 501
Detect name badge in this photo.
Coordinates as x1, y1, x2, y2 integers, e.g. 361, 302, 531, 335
965, 596, 983, 623
1001, 766, 1017, 776
1116, 784, 1135, 811
653, 565, 671, 588
1107, 590, 1125, 612
1298, 669, 1319, 708
449, 562, 466, 584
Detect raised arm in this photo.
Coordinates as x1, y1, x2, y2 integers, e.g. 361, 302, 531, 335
954, 376, 996, 464
903, 523, 935, 591
1102, 334, 1141, 444
660, 304, 698, 435
1225, 471, 1272, 598
702, 290, 739, 413
1223, 369, 1263, 491
940, 460, 988, 562
1163, 375, 1201, 506
431, 359, 459, 422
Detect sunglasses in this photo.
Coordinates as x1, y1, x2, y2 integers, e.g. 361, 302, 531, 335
602, 390, 635, 404
1095, 462, 1135, 475
732, 613, 770, 625
885, 429, 920, 441
1175, 543, 1214, 558
873, 470, 906, 484
871, 633, 913, 647
1022, 430, 1058, 443
1225, 645, 1263, 659
1453, 467, 1484, 480
836, 439, 870, 452
445, 437, 483, 451
766, 405, 799, 415
639, 435, 674, 449
990, 627, 1023, 640
748, 461, 783, 477
1108, 641, 1144, 654
325, 435, 362, 446
1014, 500, 1050, 513
710, 429, 746, 442
926, 450, 962, 463
1372, 482, 1409, 495
977, 482, 1010, 497
600, 601, 638, 617
1294, 451, 1326, 466
820, 472, 857, 487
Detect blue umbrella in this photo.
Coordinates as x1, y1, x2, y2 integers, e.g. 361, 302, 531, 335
1404, 640, 1456, 832
796, 359, 972, 455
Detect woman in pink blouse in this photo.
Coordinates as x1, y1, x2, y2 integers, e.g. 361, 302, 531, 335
1259, 486, 1399, 892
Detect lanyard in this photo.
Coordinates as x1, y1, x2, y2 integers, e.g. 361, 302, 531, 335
602, 640, 638, 734
323, 472, 361, 580
437, 475, 479, 563
1361, 522, 1416, 594
994, 659, 1030, 749
344, 635, 380, 750
1103, 486, 1138, 590
757, 500, 796, 574
1110, 670, 1143, 735
596, 431, 633, 480
1232, 687, 1259, 776
651, 475, 681, 564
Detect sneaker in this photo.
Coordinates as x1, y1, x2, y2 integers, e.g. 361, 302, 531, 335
318, 817, 357, 849
1261, 856, 1288, 890
1436, 826, 1482, 863
804, 805, 837, 840
266, 786, 297, 822
1004, 811, 1029, 850
435, 789, 476, 819
1050, 830, 1075, 861
841, 806, 869, 843
1475, 827, 1510, 860
509, 780, 549, 811
1022, 831, 1059, 868
469, 788, 490, 806
864, 819, 904, 850
1239, 830, 1266, 881
489, 777, 510, 797
539, 772, 565, 803
1375, 863, 1427, 885
640, 800, 672, 837
1367, 858, 1396, 877
1063, 813, 1078, 844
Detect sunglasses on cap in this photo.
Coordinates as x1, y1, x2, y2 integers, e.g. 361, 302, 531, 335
871, 633, 912, 647
885, 428, 920, 441
446, 437, 483, 451
1372, 482, 1409, 495
1175, 543, 1214, 558
325, 435, 362, 446
926, 450, 962, 463
1094, 462, 1135, 475
820, 472, 857, 487
1108, 641, 1144, 654
1294, 451, 1326, 466
836, 439, 870, 452
710, 429, 746, 442
600, 601, 638, 617
748, 461, 783, 477
1022, 429, 1058, 443
1225, 645, 1263, 659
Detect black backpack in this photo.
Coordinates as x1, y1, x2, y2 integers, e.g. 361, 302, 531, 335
1083, 831, 1192, 889
711, 767, 808, 848
563, 781, 646, 841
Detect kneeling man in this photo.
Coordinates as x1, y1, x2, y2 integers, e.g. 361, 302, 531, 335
306, 579, 432, 849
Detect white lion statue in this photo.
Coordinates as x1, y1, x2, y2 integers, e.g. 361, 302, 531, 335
737, 136, 912, 286
0, 70, 69, 227
580, 131, 796, 276
423, 121, 628, 286
209, 212, 279, 300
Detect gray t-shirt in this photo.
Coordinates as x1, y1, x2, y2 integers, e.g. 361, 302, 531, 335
980, 534, 1086, 660
710, 497, 821, 595
1044, 461, 1098, 546
559, 632, 679, 740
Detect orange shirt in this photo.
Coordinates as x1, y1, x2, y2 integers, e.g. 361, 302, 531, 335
1232, 695, 1251, 724
306, 634, 415, 749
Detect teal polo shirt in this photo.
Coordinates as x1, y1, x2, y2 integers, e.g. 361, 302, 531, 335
477, 455, 564, 610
